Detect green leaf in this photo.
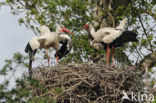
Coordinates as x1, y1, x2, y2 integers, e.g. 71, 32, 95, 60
0, 64, 9, 75
18, 18, 24, 26
141, 38, 147, 46
6, 0, 13, 3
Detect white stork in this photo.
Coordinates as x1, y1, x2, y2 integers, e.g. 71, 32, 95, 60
40, 25, 74, 60
25, 25, 72, 74
84, 18, 138, 65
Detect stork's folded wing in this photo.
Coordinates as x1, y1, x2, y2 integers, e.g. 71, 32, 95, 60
29, 36, 46, 50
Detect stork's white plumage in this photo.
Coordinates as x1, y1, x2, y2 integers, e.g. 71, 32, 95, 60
28, 36, 45, 50
25, 25, 72, 74
84, 18, 128, 44
84, 18, 138, 65
29, 25, 62, 53
28, 25, 63, 51
40, 25, 51, 36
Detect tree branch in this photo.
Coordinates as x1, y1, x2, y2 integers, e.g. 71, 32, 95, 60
138, 15, 154, 52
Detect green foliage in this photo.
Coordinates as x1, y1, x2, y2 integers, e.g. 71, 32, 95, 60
0, 76, 58, 103
18, 18, 24, 26
153, 96, 156, 103
0, 52, 28, 75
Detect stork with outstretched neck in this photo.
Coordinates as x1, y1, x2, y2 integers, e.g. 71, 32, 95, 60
84, 18, 138, 65
25, 25, 73, 74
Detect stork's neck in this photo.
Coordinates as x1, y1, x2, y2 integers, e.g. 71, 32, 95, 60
89, 24, 97, 39
55, 27, 61, 36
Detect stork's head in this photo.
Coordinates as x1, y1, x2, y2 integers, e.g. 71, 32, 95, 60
57, 25, 74, 36
83, 22, 91, 30
40, 25, 50, 35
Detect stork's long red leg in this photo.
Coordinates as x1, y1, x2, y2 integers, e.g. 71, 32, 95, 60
112, 46, 115, 66
107, 45, 110, 65
56, 53, 58, 64
46, 49, 50, 67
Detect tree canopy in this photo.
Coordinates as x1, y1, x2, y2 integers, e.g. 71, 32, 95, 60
0, 0, 155, 64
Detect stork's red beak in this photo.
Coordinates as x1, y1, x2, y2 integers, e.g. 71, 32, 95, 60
61, 28, 75, 36
83, 24, 89, 29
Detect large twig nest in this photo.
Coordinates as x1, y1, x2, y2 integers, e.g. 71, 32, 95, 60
29, 63, 143, 103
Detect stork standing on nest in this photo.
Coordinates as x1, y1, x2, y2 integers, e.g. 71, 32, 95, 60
25, 25, 73, 74
84, 18, 138, 65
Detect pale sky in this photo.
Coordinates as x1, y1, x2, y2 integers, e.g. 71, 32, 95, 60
0, 5, 34, 88
0, 6, 34, 68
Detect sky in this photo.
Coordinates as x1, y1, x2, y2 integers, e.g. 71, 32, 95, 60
0, 6, 34, 68
0, 5, 34, 88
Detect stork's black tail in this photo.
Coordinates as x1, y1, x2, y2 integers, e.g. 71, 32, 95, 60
120, 31, 138, 42
25, 43, 33, 53
25, 42, 36, 75
111, 31, 138, 47
122, 31, 138, 42
101, 31, 138, 49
